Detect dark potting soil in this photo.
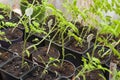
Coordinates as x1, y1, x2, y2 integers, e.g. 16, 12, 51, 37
32, 46, 60, 63
0, 49, 13, 65
76, 67, 104, 80
9, 41, 33, 56
1, 28, 22, 41
82, 70, 104, 80
97, 34, 119, 45
90, 48, 110, 64
6, 16, 20, 23
66, 39, 89, 53
1, 57, 34, 77
17, 24, 25, 30
49, 60, 75, 77
25, 66, 57, 80
73, 21, 83, 30
76, 24, 97, 41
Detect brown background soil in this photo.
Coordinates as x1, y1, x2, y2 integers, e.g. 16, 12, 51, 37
1, 57, 34, 77
49, 60, 75, 77
32, 46, 60, 63
0, 50, 13, 64
9, 41, 33, 56
2, 28, 23, 41
66, 39, 89, 53
25, 66, 57, 80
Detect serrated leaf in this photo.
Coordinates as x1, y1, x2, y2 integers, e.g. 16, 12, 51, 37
5, 22, 16, 27
32, 21, 39, 28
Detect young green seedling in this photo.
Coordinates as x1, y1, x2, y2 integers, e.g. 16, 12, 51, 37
22, 61, 30, 70
74, 53, 108, 80
40, 57, 59, 78
101, 40, 120, 58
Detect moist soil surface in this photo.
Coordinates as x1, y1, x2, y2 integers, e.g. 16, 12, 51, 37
1, 28, 23, 41
89, 47, 110, 64
81, 70, 104, 80
66, 39, 89, 53
75, 67, 104, 80
76, 24, 97, 40
0, 49, 13, 65
1, 57, 34, 77
49, 60, 75, 77
32, 46, 60, 64
25, 66, 58, 80
9, 41, 33, 56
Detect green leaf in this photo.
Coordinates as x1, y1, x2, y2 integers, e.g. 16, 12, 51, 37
25, 50, 30, 57
0, 15, 4, 19
32, 21, 39, 28
5, 22, 16, 27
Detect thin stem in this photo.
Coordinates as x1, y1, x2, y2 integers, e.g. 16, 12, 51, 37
29, 16, 31, 25
22, 30, 32, 68
91, 32, 99, 57
46, 29, 59, 54
61, 26, 68, 66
